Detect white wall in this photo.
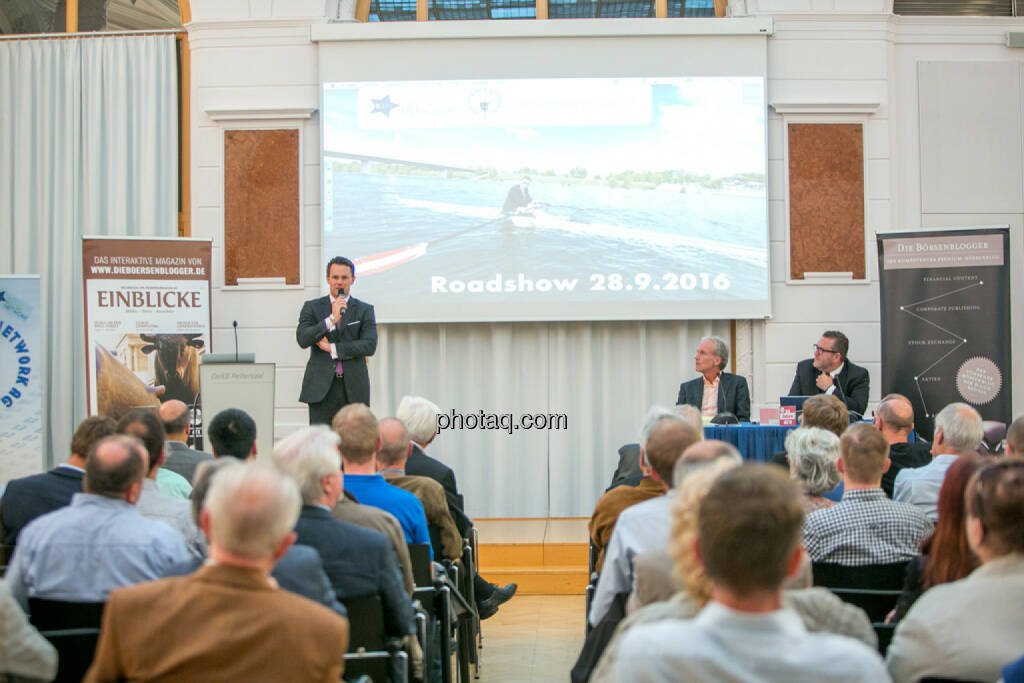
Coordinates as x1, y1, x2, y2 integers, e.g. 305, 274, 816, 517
187, 1, 1024, 516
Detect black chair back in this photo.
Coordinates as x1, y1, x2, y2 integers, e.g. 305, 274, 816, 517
811, 561, 909, 590
339, 594, 407, 683
28, 598, 105, 683
408, 543, 433, 588
827, 587, 903, 623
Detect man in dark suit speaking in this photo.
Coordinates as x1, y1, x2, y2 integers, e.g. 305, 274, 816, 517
676, 336, 750, 422
297, 257, 377, 425
788, 330, 869, 419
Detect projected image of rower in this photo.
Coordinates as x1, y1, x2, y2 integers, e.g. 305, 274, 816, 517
502, 176, 538, 216
320, 76, 770, 322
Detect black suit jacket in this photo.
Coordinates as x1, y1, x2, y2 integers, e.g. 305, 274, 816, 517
676, 372, 751, 422
294, 505, 412, 638
296, 295, 377, 406
788, 358, 870, 418
0, 466, 83, 545
405, 443, 472, 536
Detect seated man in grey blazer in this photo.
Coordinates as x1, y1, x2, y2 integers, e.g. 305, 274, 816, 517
676, 336, 750, 422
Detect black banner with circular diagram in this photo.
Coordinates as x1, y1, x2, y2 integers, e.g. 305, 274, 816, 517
877, 228, 1011, 441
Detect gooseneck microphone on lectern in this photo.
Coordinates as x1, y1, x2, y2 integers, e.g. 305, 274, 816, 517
233, 320, 239, 362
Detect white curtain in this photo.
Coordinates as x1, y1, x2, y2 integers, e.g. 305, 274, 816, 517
0, 35, 177, 471
371, 319, 730, 517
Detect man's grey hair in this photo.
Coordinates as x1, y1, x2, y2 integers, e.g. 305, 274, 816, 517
271, 425, 342, 504
639, 406, 683, 445
701, 336, 730, 371
191, 458, 243, 525
397, 395, 440, 445
672, 441, 742, 488
204, 463, 301, 560
785, 427, 841, 496
935, 402, 984, 453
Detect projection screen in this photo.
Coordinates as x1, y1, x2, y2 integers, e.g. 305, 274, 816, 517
316, 21, 771, 323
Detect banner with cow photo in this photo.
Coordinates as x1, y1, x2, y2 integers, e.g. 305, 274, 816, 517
82, 237, 212, 446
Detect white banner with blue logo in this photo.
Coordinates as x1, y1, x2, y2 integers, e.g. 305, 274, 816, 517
0, 276, 42, 482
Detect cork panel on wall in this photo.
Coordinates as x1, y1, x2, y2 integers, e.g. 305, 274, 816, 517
224, 129, 300, 286
788, 123, 865, 280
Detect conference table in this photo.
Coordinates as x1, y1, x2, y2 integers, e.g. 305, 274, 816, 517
703, 423, 795, 462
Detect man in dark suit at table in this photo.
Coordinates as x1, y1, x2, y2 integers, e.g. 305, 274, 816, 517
676, 336, 750, 422
297, 256, 377, 425
788, 330, 869, 419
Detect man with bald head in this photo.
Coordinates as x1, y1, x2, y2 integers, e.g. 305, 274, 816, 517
377, 417, 462, 562
589, 408, 703, 626
5, 435, 189, 609
895, 402, 984, 522
874, 394, 932, 498
158, 399, 212, 483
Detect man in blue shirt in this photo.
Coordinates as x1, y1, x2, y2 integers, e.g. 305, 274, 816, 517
334, 403, 432, 553
5, 435, 190, 609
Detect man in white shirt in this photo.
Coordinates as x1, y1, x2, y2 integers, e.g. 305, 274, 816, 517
615, 464, 887, 682
894, 402, 983, 521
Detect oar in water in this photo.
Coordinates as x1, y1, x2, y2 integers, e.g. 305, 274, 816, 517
354, 215, 509, 276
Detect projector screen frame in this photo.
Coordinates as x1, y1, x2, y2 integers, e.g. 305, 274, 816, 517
316, 19, 774, 323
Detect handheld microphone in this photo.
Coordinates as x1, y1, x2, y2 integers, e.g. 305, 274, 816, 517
233, 320, 239, 362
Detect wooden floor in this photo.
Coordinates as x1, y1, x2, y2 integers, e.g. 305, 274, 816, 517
475, 594, 585, 682
475, 518, 590, 595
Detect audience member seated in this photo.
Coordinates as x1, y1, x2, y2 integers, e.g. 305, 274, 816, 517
628, 444, 741, 612
377, 416, 462, 562
874, 394, 932, 498
206, 408, 258, 461
332, 404, 431, 550
162, 457, 345, 615
888, 455, 985, 624
117, 408, 205, 559
5, 435, 189, 609
591, 463, 875, 682
589, 418, 676, 573
786, 427, 841, 513
886, 460, 1024, 682
0, 578, 57, 681
895, 402, 984, 522
770, 394, 849, 470
272, 425, 414, 642
804, 423, 932, 566
84, 463, 348, 681
588, 408, 703, 627
0, 416, 114, 545
333, 488, 416, 596
396, 395, 516, 613
613, 465, 886, 681
1006, 414, 1024, 459
157, 398, 212, 482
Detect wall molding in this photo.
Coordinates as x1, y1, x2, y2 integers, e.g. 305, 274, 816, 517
205, 107, 317, 122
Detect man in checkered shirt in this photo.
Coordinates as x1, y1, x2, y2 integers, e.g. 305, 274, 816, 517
803, 423, 933, 565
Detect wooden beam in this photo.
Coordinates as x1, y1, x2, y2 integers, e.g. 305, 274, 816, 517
356, 0, 372, 21
178, 33, 192, 237
179, 0, 192, 23
536, 0, 549, 19
417, 0, 429, 20
66, 0, 78, 32
713, 0, 728, 16
655, 0, 667, 17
